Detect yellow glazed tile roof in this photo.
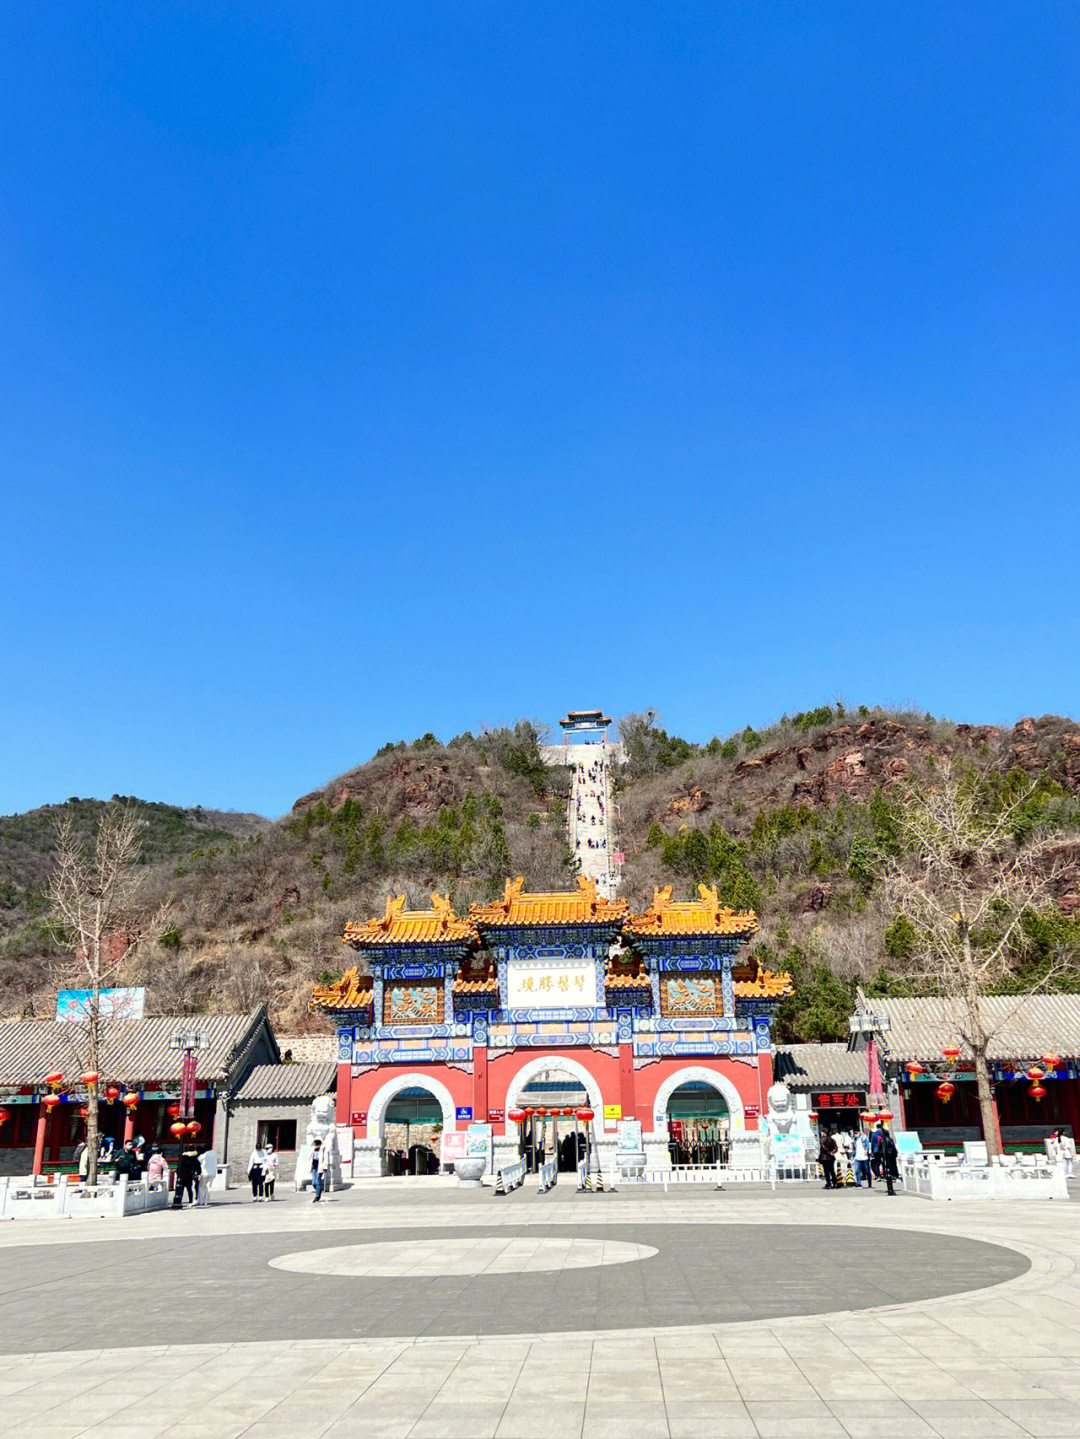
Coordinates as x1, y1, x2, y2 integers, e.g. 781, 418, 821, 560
451, 976, 501, 995
343, 892, 478, 948
605, 970, 653, 990
310, 967, 374, 1012
625, 884, 760, 939
470, 876, 629, 929
734, 970, 794, 999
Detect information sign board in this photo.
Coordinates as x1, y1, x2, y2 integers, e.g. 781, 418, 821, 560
603, 1104, 622, 1120
441, 1132, 468, 1164
616, 1119, 643, 1153
350, 1111, 367, 1126
455, 1106, 473, 1122
772, 1135, 806, 1168
56, 987, 145, 1023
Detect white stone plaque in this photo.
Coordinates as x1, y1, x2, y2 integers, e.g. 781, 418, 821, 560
506, 955, 597, 1010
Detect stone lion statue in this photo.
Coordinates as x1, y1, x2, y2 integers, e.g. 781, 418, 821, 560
764, 1081, 795, 1135
295, 1093, 342, 1191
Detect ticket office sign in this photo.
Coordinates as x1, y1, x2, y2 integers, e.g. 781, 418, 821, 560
506, 956, 597, 1010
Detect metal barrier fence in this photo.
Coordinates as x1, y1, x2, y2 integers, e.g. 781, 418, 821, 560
494, 1159, 526, 1195
537, 1158, 558, 1193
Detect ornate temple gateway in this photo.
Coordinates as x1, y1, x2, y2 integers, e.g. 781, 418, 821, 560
312, 877, 793, 1177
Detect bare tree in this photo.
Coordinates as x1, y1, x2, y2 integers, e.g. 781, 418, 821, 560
49, 807, 169, 1182
883, 764, 1064, 1158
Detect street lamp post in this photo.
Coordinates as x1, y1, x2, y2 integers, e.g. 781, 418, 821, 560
169, 1027, 209, 1206
849, 1007, 891, 1111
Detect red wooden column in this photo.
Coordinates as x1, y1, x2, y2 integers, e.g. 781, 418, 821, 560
618, 1042, 636, 1121
335, 1062, 351, 1126
472, 1047, 489, 1122
123, 1107, 136, 1144
31, 1101, 48, 1175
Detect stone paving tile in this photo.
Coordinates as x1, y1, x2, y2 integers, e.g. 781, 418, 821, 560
582, 1400, 670, 1438
664, 1399, 758, 1437
989, 1398, 1080, 1435
744, 1398, 849, 1436
906, 1399, 1032, 1437
825, 1401, 941, 1438
408, 1400, 511, 1438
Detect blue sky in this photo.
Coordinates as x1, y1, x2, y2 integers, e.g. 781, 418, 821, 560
3, 3, 1079, 819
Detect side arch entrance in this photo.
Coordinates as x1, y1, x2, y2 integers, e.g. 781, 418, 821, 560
651, 1066, 745, 1168
366, 1072, 457, 1176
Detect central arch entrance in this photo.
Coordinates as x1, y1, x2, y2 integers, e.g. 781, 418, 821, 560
666, 1081, 730, 1167
505, 1063, 599, 1174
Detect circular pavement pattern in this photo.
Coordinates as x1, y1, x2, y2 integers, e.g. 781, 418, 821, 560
0, 1222, 1030, 1352
270, 1235, 658, 1277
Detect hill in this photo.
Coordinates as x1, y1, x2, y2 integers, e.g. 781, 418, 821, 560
3, 710, 1080, 1038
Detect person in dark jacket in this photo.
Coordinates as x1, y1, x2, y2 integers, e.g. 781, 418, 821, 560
174, 1146, 200, 1208
111, 1141, 139, 1182
818, 1129, 838, 1189
876, 1124, 900, 1196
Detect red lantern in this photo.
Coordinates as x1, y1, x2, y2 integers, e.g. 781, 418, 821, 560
936, 1082, 955, 1103
905, 1061, 925, 1077
561, 1108, 574, 1117
0, 1107, 10, 1125
43, 1093, 61, 1108
807, 1110, 818, 1121
859, 1111, 876, 1122
169, 1121, 187, 1137
44, 1072, 64, 1088
1026, 1067, 1046, 1083
122, 1093, 139, 1109
78, 1105, 88, 1118
185, 1121, 202, 1136
876, 1110, 894, 1122
507, 1109, 525, 1124
167, 1103, 181, 1118
1030, 1084, 1047, 1102
575, 1108, 594, 1123
80, 1071, 99, 1087
104, 1084, 122, 1102
942, 1044, 960, 1062
1042, 1053, 1061, 1071
522, 1107, 534, 1117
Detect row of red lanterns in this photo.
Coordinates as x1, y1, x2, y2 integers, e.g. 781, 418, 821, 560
905, 1046, 1062, 1103
506, 1107, 595, 1124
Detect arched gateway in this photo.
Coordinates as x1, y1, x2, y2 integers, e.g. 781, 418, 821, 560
312, 876, 792, 1177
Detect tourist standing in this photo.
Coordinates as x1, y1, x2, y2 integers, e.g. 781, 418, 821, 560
853, 1130, 872, 1188
877, 1124, 899, 1196
146, 1145, 170, 1187
262, 1143, 278, 1201
1060, 1130, 1077, 1177
198, 1146, 218, 1205
176, 1146, 200, 1208
818, 1129, 838, 1189
248, 1143, 267, 1201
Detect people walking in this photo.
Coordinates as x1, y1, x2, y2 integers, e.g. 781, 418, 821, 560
248, 1143, 267, 1201
818, 1129, 838, 1189
198, 1146, 217, 1205
309, 1138, 330, 1202
262, 1143, 278, 1201
853, 1129, 872, 1187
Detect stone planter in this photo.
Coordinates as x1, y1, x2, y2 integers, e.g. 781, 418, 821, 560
454, 1155, 487, 1188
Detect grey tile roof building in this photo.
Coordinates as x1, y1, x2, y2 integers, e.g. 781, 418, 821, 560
856, 992, 1080, 1064
774, 1043, 869, 1091
0, 1007, 277, 1089
234, 1062, 336, 1102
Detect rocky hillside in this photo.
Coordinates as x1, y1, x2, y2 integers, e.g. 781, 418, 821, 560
4, 709, 1080, 1040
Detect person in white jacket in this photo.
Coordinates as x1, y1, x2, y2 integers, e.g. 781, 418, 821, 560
310, 1138, 331, 1203
198, 1147, 218, 1205
247, 1144, 266, 1201
262, 1143, 279, 1201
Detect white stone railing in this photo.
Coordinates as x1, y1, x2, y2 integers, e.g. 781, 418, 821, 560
537, 1158, 558, 1193
905, 1154, 1069, 1201
0, 1174, 171, 1220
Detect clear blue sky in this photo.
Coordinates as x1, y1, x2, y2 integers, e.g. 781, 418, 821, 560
3, 3, 1079, 819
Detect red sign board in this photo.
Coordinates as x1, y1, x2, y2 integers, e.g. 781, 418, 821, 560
744, 1104, 760, 1118
350, 1111, 367, 1125
488, 1108, 505, 1123
812, 1092, 865, 1109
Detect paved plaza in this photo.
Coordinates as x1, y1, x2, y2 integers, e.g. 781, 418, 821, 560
0, 1179, 1079, 1438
